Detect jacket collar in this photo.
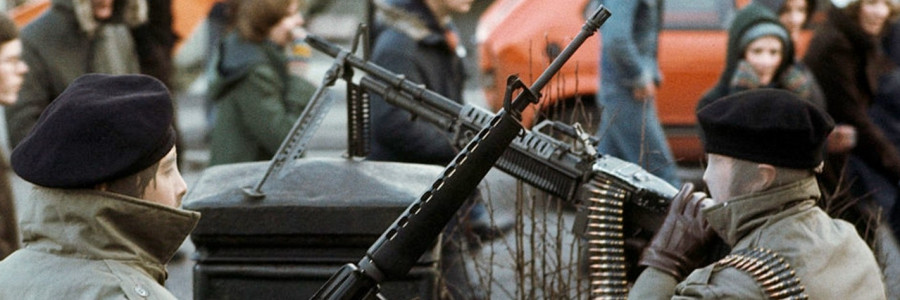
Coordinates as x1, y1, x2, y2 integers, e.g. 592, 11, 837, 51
18, 187, 200, 282
53, 0, 147, 37
374, 0, 450, 45
702, 177, 820, 246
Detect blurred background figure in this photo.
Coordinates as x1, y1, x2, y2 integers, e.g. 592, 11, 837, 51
0, 11, 25, 260
5, 0, 148, 148
131, 0, 177, 88
756, 0, 818, 42
594, 0, 681, 186
476, 0, 600, 133
368, 0, 500, 298
803, 0, 900, 240
696, 3, 823, 110
206, 0, 315, 166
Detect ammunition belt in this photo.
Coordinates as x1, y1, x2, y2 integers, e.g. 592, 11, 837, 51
583, 176, 628, 300
715, 247, 808, 300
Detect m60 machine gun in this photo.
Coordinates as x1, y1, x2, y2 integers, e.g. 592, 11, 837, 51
283, 5, 679, 299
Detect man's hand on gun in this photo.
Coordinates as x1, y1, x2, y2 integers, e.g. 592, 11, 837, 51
639, 183, 717, 280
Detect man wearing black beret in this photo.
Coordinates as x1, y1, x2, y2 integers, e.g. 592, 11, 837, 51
628, 89, 886, 299
0, 74, 200, 299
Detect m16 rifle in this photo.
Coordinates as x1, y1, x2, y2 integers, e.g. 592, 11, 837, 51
308, 5, 676, 299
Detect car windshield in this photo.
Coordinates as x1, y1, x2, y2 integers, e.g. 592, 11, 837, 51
664, 0, 734, 30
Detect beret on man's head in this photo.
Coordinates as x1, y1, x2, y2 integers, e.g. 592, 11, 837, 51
11, 74, 176, 188
698, 89, 834, 169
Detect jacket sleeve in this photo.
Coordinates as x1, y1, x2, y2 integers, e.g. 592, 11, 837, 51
628, 265, 766, 299
0, 158, 17, 259
6, 37, 52, 148
368, 39, 457, 164
628, 267, 678, 300
228, 64, 303, 155
600, 0, 654, 88
803, 34, 900, 183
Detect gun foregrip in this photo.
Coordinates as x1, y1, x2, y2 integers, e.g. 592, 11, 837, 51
310, 263, 380, 300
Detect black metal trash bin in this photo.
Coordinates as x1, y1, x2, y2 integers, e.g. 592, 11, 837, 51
183, 157, 444, 299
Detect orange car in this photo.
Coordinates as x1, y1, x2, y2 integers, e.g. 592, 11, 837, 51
476, 0, 600, 129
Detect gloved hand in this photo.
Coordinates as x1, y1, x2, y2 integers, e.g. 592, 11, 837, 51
639, 182, 717, 280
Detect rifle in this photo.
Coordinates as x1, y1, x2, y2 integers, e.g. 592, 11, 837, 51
309, 6, 618, 299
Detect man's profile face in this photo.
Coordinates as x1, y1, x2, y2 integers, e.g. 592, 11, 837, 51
702, 153, 736, 202
92, 0, 115, 21
142, 147, 187, 208
0, 39, 27, 106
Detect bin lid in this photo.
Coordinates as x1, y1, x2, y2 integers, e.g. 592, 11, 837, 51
183, 158, 444, 237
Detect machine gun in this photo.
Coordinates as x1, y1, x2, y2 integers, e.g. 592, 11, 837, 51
306, 4, 682, 299
306, 6, 636, 300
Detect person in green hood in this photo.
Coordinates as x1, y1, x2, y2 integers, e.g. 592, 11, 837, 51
206, 0, 316, 166
0, 74, 201, 299
629, 89, 885, 299
696, 3, 824, 111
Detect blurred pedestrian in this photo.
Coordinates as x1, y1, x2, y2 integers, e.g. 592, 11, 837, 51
755, 0, 817, 42
369, 0, 497, 297
476, 0, 601, 133
595, 0, 681, 186
802, 0, 900, 236
206, 0, 316, 166
369, 0, 469, 165
0, 74, 200, 299
0, 11, 26, 261
5, 0, 148, 148
202, 0, 232, 133
131, 0, 177, 88
629, 89, 886, 299
696, 4, 824, 110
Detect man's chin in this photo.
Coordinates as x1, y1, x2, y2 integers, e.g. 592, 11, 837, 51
0, 92, 17, 106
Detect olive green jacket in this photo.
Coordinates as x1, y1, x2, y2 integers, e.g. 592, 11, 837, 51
207, 33, 315, 166
0, 187, 200, 299
629, 177, 886, 299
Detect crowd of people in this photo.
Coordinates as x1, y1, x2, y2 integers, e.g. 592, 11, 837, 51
1, 0, 900, 298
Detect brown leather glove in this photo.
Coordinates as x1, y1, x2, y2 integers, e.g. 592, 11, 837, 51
639, 182, 716, 280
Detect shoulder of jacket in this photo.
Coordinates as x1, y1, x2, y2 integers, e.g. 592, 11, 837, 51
103, 260, 175, 300
676, 264, 765, 298
21, 9, 79, 42
712, 247, 809, 299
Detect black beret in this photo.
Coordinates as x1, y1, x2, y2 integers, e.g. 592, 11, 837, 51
698, 89, 834, 169
11, 74, 176, 188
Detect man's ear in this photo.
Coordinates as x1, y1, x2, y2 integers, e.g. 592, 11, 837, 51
753, 164, 777, 191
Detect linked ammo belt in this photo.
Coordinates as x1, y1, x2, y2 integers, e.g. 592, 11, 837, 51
715, 247, 808, 300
